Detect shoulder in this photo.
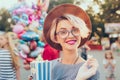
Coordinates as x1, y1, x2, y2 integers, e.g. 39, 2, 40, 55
51, 58, 59, 66
0, 49, 10, 54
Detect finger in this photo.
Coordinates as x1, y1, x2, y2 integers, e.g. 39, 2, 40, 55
87, 59, 99, 70
82, 61, 89, 67
87, 58, 98, 65
88, 67, 97, 75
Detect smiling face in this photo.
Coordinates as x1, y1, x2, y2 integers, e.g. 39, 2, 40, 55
55, 20, 81, 50
49, 14, 90, 50
105, 51, 113, 59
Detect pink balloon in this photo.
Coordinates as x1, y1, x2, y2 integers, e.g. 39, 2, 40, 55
13, 7, 34, 15
19, 51, 27, 59
13, 24, 24, 34
20, 44, 30, 54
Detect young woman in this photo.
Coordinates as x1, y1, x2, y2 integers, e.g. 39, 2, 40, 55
43, 4, 99, 80
0, 32, 20, 80
103, 50, 116, 80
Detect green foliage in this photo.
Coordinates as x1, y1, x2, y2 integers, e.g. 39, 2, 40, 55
100, 0, 120, 23
48, 0, 74, 12
0, 8, 13, 32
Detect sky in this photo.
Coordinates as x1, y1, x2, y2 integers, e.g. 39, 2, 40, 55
0, 0, 37, 9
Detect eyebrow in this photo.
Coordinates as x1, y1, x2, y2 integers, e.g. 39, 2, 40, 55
59, 28, 67, 30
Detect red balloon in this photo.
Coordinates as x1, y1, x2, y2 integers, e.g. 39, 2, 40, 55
25, 57, 35, 63
17, 30, 26, 39
30, 41, 37, 51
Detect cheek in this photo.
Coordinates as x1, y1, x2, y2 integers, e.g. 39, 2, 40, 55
56, 36, 62, 43
77, 36, 81, 44
4, 39, 8, 44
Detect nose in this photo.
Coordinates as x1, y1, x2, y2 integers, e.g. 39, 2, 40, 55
68, 31, 74, 37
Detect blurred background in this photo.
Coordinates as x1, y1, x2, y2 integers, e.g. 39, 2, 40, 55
0, 0, 120, 80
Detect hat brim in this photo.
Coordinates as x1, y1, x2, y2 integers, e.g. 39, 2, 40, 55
43, 4, 92, 50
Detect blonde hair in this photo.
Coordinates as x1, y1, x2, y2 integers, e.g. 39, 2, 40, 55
50, 14, 91, 43
5, 32, 20, 70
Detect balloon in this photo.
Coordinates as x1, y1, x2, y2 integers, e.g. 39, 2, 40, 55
32, 2, 37, 10
39, 17, 44, 25
13, 24, 24, 34
29, 47, 44, 57
20, 13, 29, 25
25, 57, 35, 63
19, 50, 27, 59
28, 21, 39, 31
13, 7, 34, 15
38, 25, 43, 30
12, 16, 20, 23
37, 41, 45, 47
17, 30, 26, 39
21, 31, 39, 41
19, 40, 26, 44
19, 44, 30, 54
30, 41, 37, 51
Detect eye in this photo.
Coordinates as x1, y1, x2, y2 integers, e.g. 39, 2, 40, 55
72, 28, 80, 34
59, 30, 68, 35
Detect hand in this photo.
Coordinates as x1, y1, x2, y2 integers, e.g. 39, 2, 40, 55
28, 75, 33, 80
75, 58, 98, 80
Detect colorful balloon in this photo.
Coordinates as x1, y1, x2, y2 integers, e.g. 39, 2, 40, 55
19, 39, 26, 44
29, 47, 44, 57
37, 41, 45, 47
39, 17, 44, 25
12, 16, 20, 23
30, 41, 37, 51
19, 44, 30, 54
25, 57, 35, 63
17, 30, 26, 39
19, 50, 27, 59
20, 13, 29, 25
21, 31, 39, 41
13, 24, 24, 34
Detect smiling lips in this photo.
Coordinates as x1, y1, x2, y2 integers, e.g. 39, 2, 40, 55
66, 40, 76, 45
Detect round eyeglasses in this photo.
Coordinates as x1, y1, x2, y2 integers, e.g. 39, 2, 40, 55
56, 28, 80, 38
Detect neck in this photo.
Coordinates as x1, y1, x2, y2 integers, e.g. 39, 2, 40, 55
61, 49, 79, 64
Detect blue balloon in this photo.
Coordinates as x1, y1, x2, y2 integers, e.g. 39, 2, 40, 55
38, 25, 43, 30
37, 41, 45, 47
39, 17, 44, 25
20, 13, 29, 25
29, 47, 43, 58
21, 31, 39, 41
19, 40, 26, 44
12, 16, 20, 23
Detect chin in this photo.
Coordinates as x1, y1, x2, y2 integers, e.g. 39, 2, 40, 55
66, 46, 78, 50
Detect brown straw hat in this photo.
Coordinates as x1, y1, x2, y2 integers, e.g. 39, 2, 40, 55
43, 3, 92, 50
